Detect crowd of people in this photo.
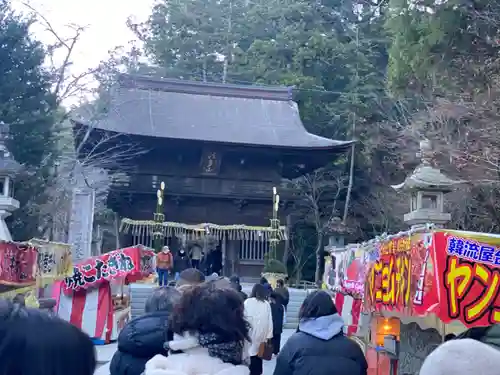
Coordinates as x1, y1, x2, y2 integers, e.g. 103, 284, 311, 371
156, 246, 223, 286
0, 268, 371, 375
11, 267, 500, 375
110, 272, 369, 375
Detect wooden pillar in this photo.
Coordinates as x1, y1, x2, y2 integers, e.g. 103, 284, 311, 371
228, 240, 237, 275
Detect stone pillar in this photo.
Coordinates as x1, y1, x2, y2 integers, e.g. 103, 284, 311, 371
3, 176, 9, 197
0, 206, 16, 241
68, 187, 95, 263
0, 121, 21, 241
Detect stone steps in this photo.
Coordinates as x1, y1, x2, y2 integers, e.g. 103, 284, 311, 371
130, 281, 314, 329
242, 283, 310, 329
284, 290, 308, 329
130, 283, 155, 319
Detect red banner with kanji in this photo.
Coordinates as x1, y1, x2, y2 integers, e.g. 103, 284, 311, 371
0, 241, 37, 287
365, 232, 436, 315
63, 246, 155, 293
431, 230, 500, 327
366, 235, 413, 313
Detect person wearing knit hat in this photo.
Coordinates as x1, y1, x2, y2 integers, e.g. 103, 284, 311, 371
420, 338, 500, 375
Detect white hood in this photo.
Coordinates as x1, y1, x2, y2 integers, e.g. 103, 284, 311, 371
420, 339, 500, 375
144, 334, 249, 375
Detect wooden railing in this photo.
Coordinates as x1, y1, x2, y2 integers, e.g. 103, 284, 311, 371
110, 173, 295, 200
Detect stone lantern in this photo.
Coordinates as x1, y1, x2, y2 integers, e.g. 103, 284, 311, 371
392, 139, 462, 228
0, 122, 21, 241
326, 217, 349, 249
324, 217, 353, 270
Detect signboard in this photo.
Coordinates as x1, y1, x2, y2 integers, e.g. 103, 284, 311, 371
367, 235, 412, 312
30, 238, 73, 284
366, 233, 434, 314
342, 245, 368, 296
412, 232, 438, 315
0, 241, 37, 288
323, 245, 367, 296
63, 246, 154, 293
431, 230, 500, 327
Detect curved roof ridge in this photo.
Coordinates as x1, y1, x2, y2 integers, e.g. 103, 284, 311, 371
118, 74, 293, 101
74, 78, 353, 150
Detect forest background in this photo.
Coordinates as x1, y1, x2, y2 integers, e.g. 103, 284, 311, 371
2, 0, 499, 281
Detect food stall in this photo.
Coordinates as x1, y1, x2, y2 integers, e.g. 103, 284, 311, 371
0, 239, 72, 299
363, 228, 500, 375
54, 245, 155, 344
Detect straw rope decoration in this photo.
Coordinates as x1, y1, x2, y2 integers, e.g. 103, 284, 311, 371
120, 218, 287, 242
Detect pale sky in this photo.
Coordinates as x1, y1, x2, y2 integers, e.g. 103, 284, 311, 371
11, 0, 156, 103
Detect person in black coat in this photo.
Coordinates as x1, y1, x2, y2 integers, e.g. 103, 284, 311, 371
260, 277, 273, 296
229, 275, 248, 300
273, 290, 367, 375
274, 279, 289, 310
269, 292, 284, 355
174, 249, 191, 281
110, 286, 181, 375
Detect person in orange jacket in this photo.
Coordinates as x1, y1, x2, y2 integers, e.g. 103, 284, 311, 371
156, 246, 173, 286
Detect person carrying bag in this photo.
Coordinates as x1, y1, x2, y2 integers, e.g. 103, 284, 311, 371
244, 284, 274, 375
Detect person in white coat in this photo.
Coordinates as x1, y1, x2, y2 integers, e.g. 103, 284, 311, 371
244, 283, 274, 375
144, 281, 250, 375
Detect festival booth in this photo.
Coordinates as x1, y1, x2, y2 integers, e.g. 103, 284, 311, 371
363, 227, 500, 375
54, 245, 155, 344
0, 239, 72, 301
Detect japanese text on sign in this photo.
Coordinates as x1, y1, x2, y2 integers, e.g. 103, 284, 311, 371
369, 252, 412, 309
444, 256, 500, 325
380, 237, 411, 255
447, 237, 500, 267
64, 251, 135, 290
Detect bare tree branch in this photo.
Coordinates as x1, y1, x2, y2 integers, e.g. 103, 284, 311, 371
284, 167, 348, 283
21, 2, 95, 105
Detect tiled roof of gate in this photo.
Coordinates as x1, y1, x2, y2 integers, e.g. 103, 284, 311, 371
75, 74, 352, 150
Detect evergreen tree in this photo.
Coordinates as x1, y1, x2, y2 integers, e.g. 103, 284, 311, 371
0, 0, 58, 240
132, 0, 247, 82
384, 0, 500, 234
134, 0, 406, 280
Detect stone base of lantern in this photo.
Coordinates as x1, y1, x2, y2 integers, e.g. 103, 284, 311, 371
0, 196, 19, 241
403, 209, 451, 227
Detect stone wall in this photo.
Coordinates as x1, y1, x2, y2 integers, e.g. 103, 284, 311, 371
397, 323, 442, 375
